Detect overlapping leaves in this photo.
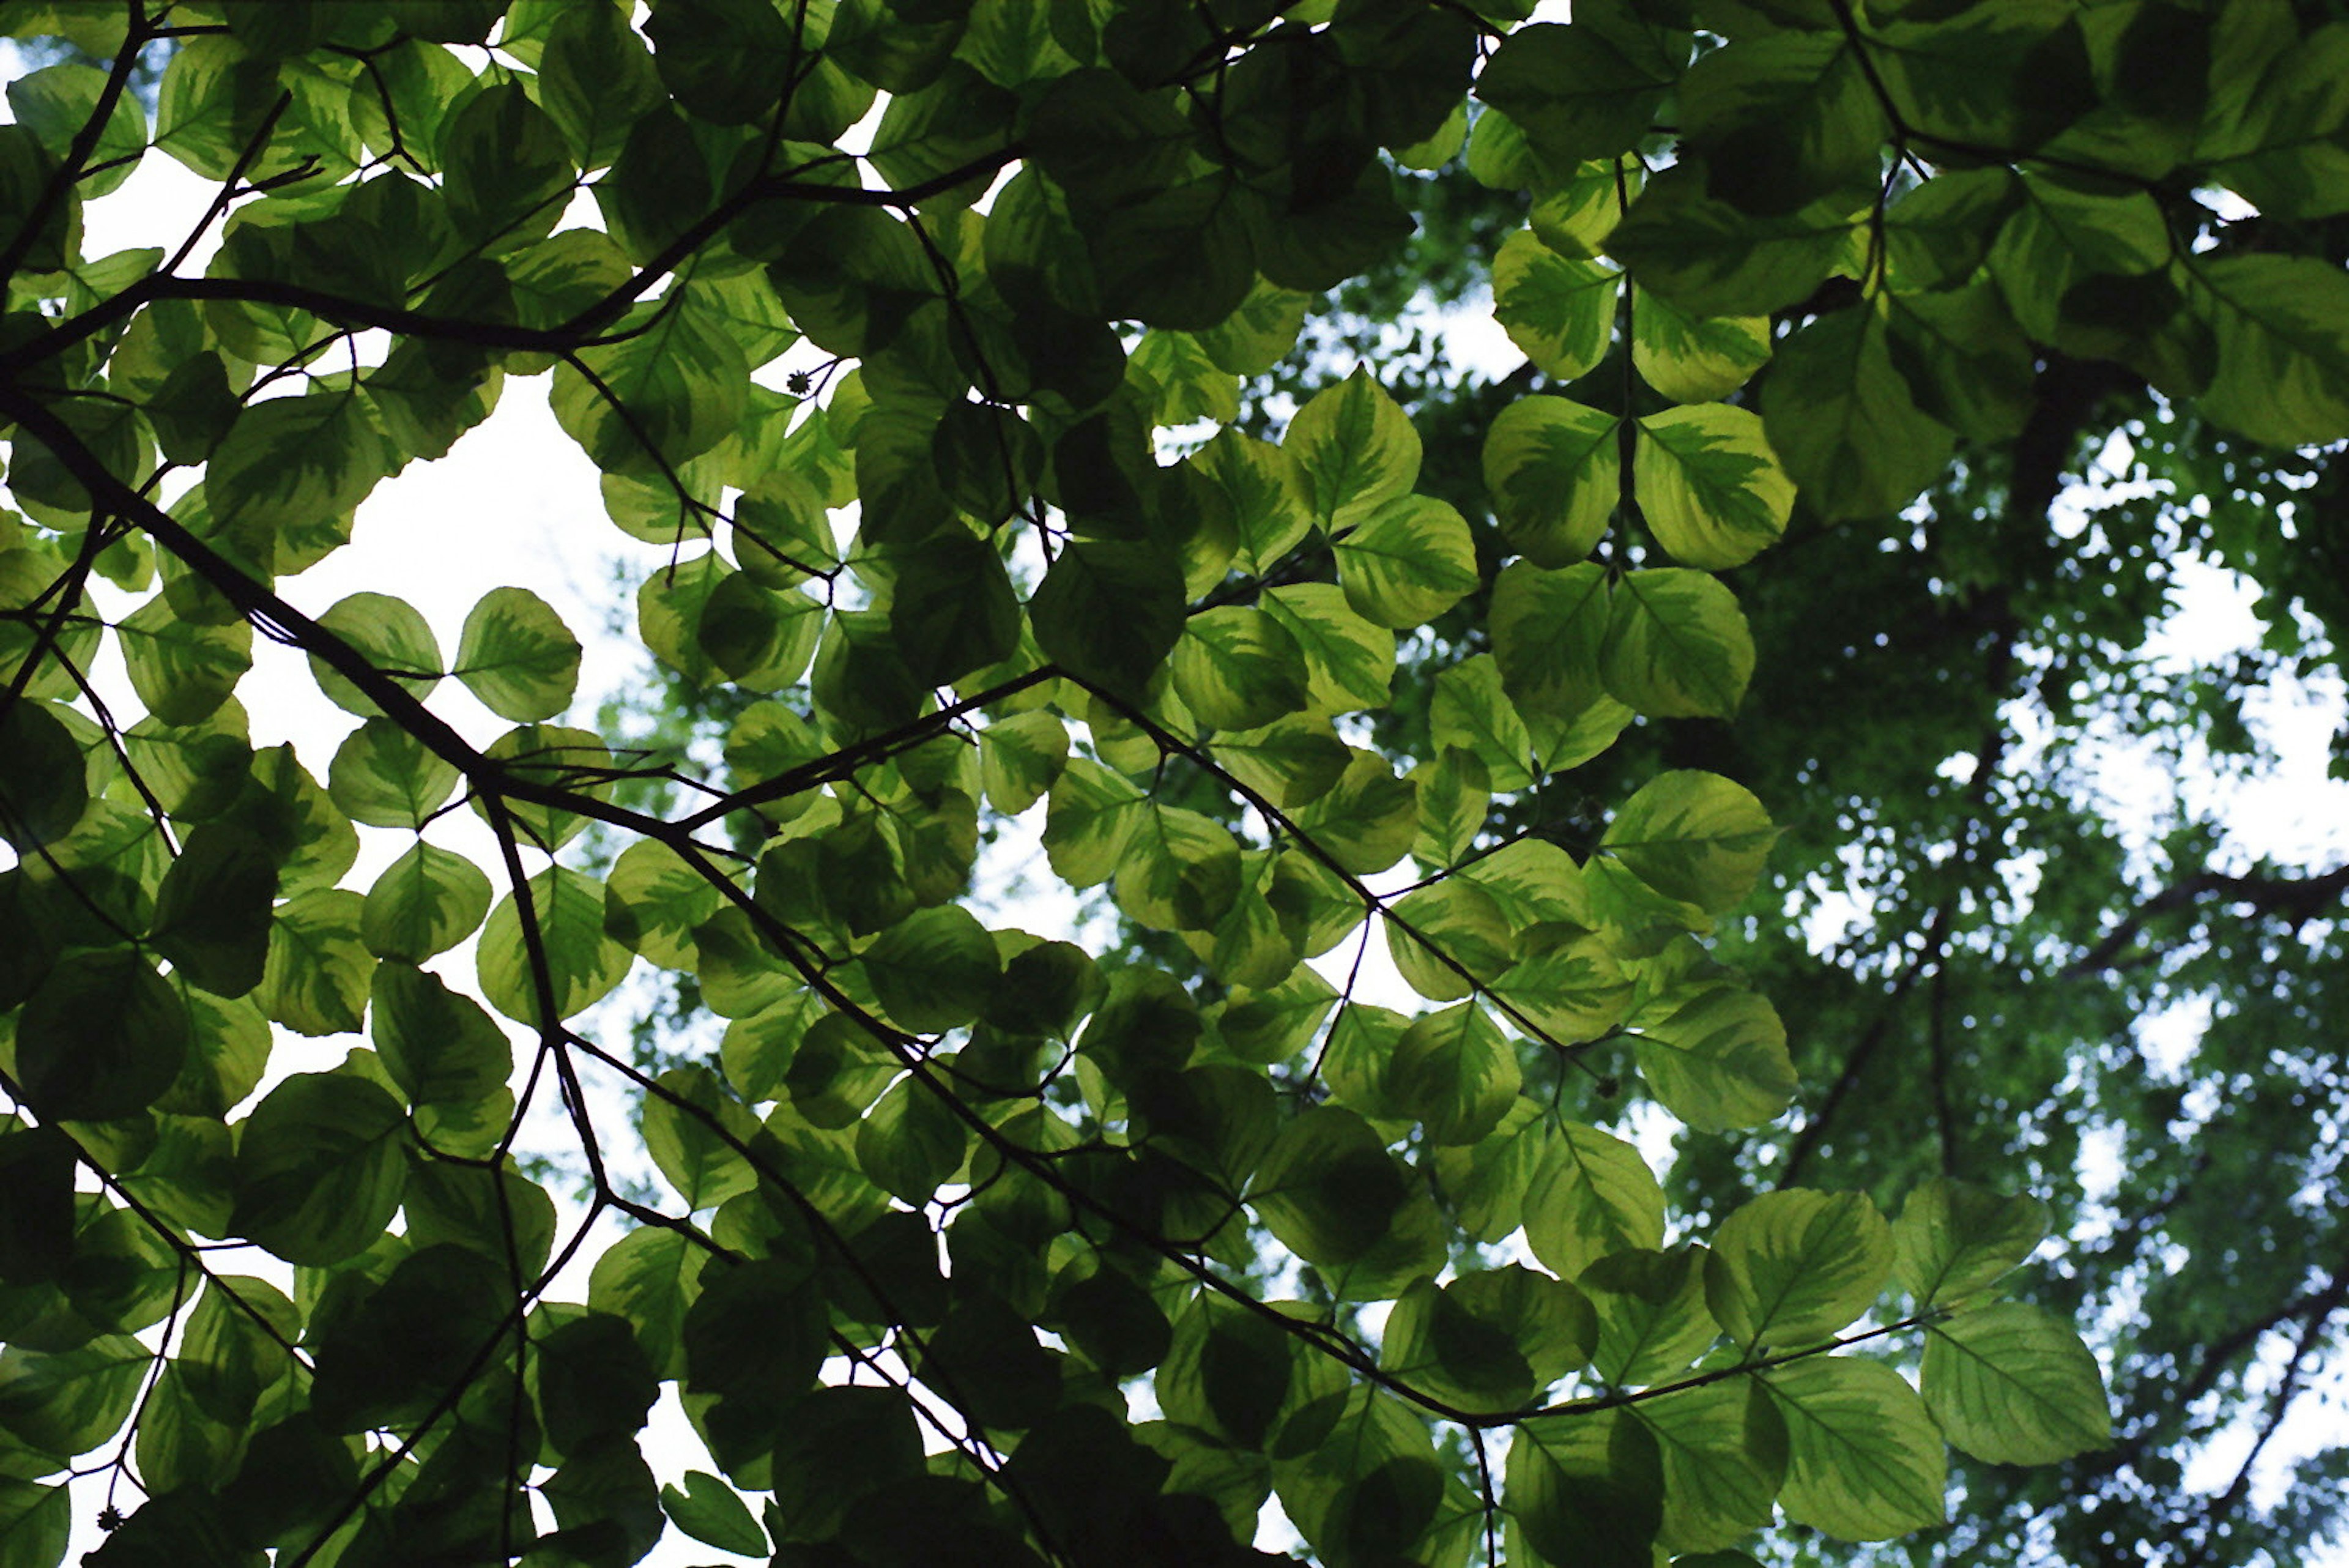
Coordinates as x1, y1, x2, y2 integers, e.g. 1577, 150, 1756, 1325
20, 0, 2344, 1562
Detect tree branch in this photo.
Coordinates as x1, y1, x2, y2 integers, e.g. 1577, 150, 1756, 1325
2068, 864, 2349, 976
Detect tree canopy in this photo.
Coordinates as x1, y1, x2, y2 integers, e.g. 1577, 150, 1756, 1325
1, 1, 2347, 1565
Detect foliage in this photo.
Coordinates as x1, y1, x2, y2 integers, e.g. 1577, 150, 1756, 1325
4, 1, 2347, 1565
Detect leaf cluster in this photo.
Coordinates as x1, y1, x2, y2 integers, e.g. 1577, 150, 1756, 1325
7, 1, 2345, 1566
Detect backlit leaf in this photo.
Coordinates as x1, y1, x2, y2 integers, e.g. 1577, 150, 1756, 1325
1285, 367, 1422, 530
1706, 1189, 1893, 1351
230, 1073, 408, 1267
1601, 568, 1756, 718
1922, 1303, 2111, 1465
1483, 395, 1619, 568
1764, 1356, 1946, 1542
1633, 404, 1794, 570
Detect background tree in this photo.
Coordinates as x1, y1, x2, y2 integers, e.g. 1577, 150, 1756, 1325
0, 2, 2342, 1567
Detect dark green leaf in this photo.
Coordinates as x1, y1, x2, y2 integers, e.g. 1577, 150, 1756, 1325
229, 1072, 408, 1266
15, 951, 190, 1123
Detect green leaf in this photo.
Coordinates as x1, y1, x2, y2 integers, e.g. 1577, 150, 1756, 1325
887, 531, 1021, 687
1250, 1107, 1442, 1290
1761, 306, 1955, 522
1633, 404, 1793, 570
863, 904, 1003, 1032
1156, 1296, 1307, 1452
1505, 1406, 1664, 1568
552, 295, 751, 478
1030, 538, 1186, 701
1524, 1121, 1667, 1280
1333, 493, 1480, 630
1679, 34, 1887, 214
371, 961, 511, 1108
1893, 1176, 2050, 1309
1199, 427, 1315, 577
856, 1072, 968, 1203
1601, 568, 1755, 718
442, 81, 574, 249
1457, 838, 1594, 935
915, 1293, 1060, 1433
732, 473, 840, 590
1261, 584, 1395, 716
1705, 1189, 1893, 1351
1483, 395, 1618, 570
1603, 770, 1777, 915
539, 0, 667, 169
1386, 1001, 1521, 1146
1581, 1246, 1720, 1386
478, 865, 635, 1026
150, 32, 272, 176
1764, 1356, 1947, 1541
1492, 230, 1622, 381
0, 1336, 149, 1462
643, 1066, 762, 1211
310, 1244, 512, 1435
453, 586, 583, 722
1384, 880, 1514, 1003
480, 733, 611, 855
1431, 1096, 1549, 1242
1883, 283, 2036, 443
2188, 253, 2349, 447
1274, 1388, 1453, 1563
1197, 281, 1311, 377
1172, 607, 1312, 732
7, 62, 146, 197
1633, 987, 1797, 1133
640, 551, 823, 691
604, 838, 724, 970
157, 989, 269, 1122
1632, 286, 1771, 401
362, 840, 494, 961
327, 715, 460, 828
1608, 164, 1860, 316
15, 950, 190, 1122
588, 1224, 712, 1380
1382, 1267, 1594, 1413
1412, 748, 1493, 868
980, 710, 1070, 816
230, 1072, 408, 1267
1922, 1303, 2110, 1464
1113, 804, 1243, 934
1089, 173, 1258, 331
660, 1471, 769, 1558
1216, 964, 1339, 1065
1041, 757, 1146, 888
1493, 937, 1636, 1045
308, 592, 442, 719
204, 392, 394, 541
1290, 751, 1418, 876
1419, 653, 1531, 804
0, 1126, 75, 1287
535, 1311, 659, 1457
1131, 328, 1241, 425
256, 888, 373, 1038
1632, 1378, 1788, 1556
1476, 23, 1675, 166
150, 823, 276, 999
403, 1156, 554, 1277
1285, 367, 1422, 530
0, 699, 87, 850
0, 1477, 70, 1566
119, 587, 251, 727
